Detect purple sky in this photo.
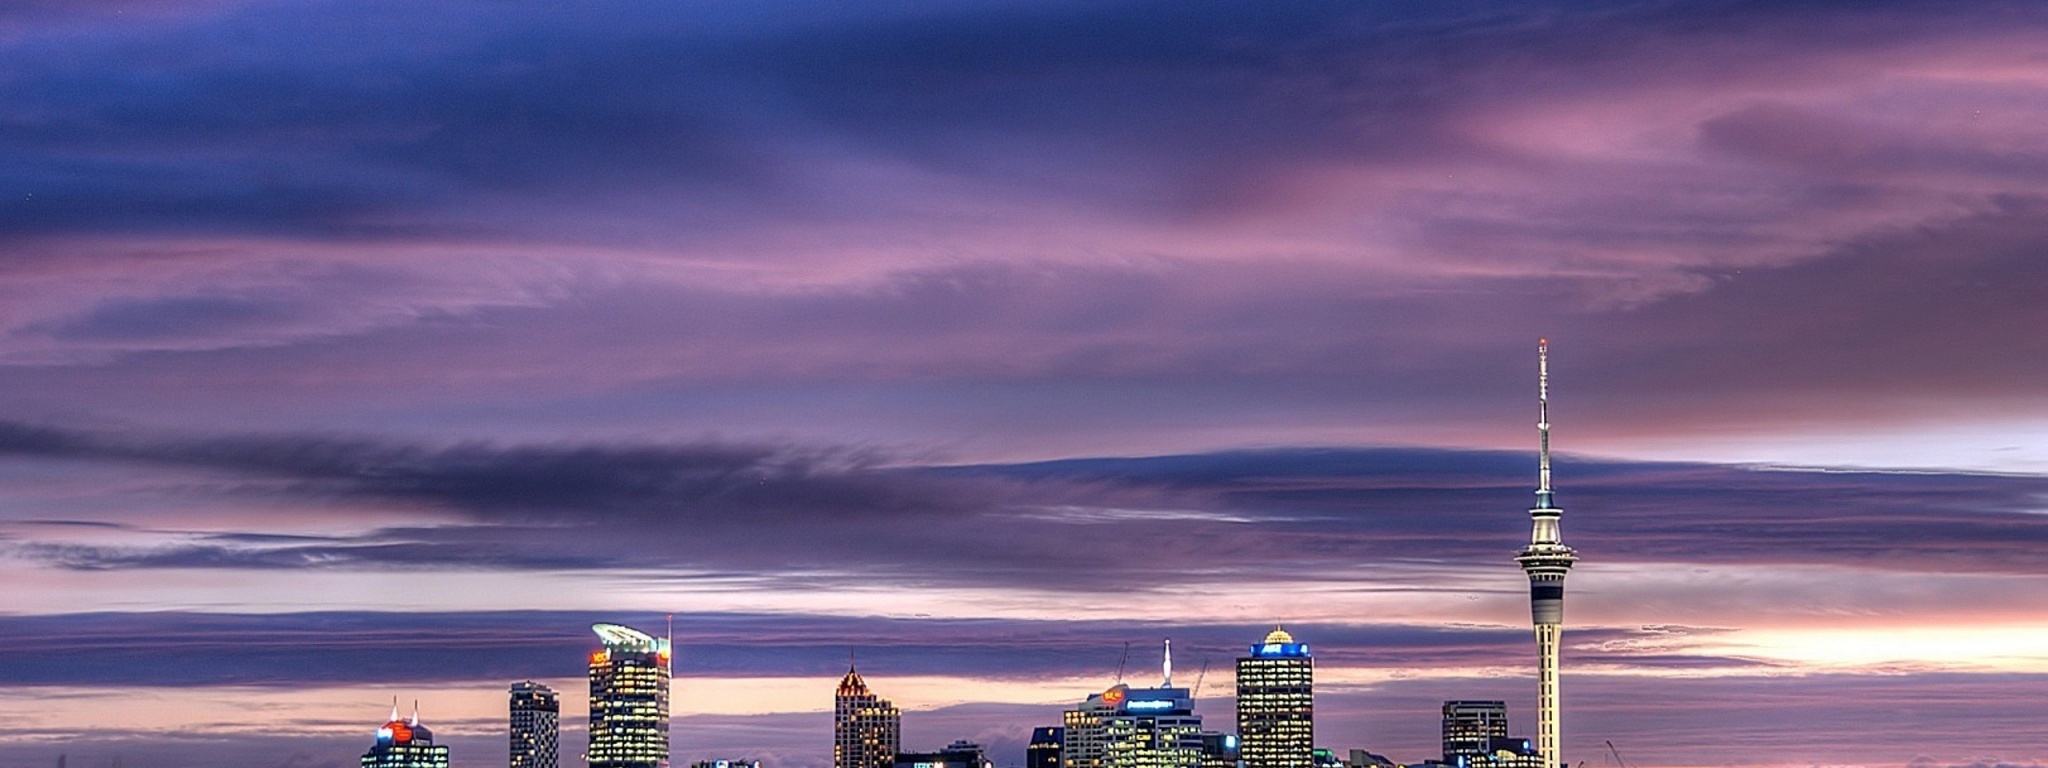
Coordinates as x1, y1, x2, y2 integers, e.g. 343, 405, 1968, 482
2, 1, 2047, 767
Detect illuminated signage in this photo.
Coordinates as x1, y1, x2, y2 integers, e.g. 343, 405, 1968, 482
1101, 686, 1127, 706
1125, 700, 1174, 711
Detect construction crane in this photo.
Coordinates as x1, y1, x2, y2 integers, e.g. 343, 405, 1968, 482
1192, 658, 1212, 697
1115, 641, 1132, 683
1606, 741, 1630, 768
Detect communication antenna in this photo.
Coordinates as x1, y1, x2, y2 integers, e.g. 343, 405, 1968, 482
1114, 641, 1131, 683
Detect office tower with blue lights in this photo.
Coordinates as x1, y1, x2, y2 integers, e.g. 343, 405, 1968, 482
1236, 628, 1312, 768
836, 663, 902, 768
588, 623, 672, 768
1513, 340, 1578, 768
362, 703, 450, 768
1440, 701, 1508, 762
1028, 727, 1065, 768
1064, 642, 1205, 768
510, 680, 559, 768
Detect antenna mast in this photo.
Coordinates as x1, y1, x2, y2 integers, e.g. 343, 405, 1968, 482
1537, 338, 1553, 508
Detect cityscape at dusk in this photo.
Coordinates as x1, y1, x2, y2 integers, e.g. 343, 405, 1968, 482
2, 1, 2047, 767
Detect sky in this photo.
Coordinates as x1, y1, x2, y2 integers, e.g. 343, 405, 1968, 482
1, 0, 2046, 767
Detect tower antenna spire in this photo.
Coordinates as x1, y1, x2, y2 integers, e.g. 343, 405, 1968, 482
1537, 337, 1553, 508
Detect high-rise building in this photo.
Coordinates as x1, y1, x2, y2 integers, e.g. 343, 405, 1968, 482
511, 681, 560, 768
893, 741, 993, 768
362, 702, 451, 768
1064, 643, 1205, 768
588, 622, 672, 768
1236, 628, 1313, 768
1028, 727, 1065, 768
835, 664, 901, 768
1440, 702, 1508, 762
1198, 732, 1240, 768
1513, 340, 1577, 768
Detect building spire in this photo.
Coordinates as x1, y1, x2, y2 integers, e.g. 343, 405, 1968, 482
409, 700, 420, 727
1162, 638, 1173, 688
389, 697, 399, 723
1537, 338, 1554, 509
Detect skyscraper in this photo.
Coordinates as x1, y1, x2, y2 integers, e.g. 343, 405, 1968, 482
893, 740, 994, 768
1513, 340, 1578, 768
511, 680, 560, 768
362, 702, 450, 768
1439, 701, 1508, 763
1236, 627, 1312, 768
1064, 643, 1205, 768
835, 663, 901, 768
1028, 727, 1065, 768
588, 622, 672, 768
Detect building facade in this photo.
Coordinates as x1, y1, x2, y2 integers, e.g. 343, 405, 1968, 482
1198, 732, 1240, 768
1440, 701, 1508, 763
1028, 727, 1064, 768
893, 740, 993, 768
362, 704, 451, 768
689, 760, 762, 768
1236, 628, 1313, 768
588, 622, 672, 768
835, 665, 901, 768
511, 681, 560, 768
1064, 682, 1205, 768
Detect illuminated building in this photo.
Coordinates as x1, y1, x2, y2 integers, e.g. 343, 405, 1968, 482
1235, 627, 1312, 768
1453, 739, 1543, 768
1028, 727, 1064, 768
1440, 702, 1508, 762
1513, 340, 1577, 768
689, 760, 761, 768
1198, 732, 1240, 768
835, 663, 901, 768
588, 622, 672, 768
1064, 642, 1205, 768
362, 702, 450, 768
1310, 750, 1342, 768
894, 741, 993, 768
511, 681, 559, 768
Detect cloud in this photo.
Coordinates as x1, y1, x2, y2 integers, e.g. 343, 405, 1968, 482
1, 422, 2047, 604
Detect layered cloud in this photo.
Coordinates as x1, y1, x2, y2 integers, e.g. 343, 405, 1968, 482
0, 0, 2044, 469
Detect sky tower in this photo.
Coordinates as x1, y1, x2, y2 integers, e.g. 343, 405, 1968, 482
1514, 339, 1577, 768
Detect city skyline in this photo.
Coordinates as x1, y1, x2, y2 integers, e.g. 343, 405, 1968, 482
2, 1, 2046, 767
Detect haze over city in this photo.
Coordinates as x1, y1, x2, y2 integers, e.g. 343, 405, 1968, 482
0, 1, 2045, 767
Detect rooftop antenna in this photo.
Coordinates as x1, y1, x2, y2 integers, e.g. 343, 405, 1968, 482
1114, 641, 1131, 684
389, 697, 399, 723
1162, 638, 1173, 687
409, 699, 420, 727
